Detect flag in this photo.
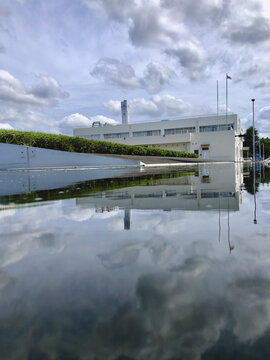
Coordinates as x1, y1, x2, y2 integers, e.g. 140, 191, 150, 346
227, 74, 232, 80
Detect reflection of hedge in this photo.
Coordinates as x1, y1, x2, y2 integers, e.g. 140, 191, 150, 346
0, 130, 198, 158
0, 169, 197, 206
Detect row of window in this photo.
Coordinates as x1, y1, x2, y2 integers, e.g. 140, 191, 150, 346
165, 127, 195, 135
80, 123, 234, 140
199, 123, 234, 132
104, 132, 129, 139
103, 130, 161, 139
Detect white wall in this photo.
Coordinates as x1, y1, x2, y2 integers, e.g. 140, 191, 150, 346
0, 143, 142, 169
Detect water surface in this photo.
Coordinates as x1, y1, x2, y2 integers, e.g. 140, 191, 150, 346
0, 163, 270, 360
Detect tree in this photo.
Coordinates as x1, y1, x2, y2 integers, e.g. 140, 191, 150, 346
261, 137, 270, 159
244, 126, 259, 156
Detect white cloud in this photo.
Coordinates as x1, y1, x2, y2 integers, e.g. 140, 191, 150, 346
103, 100, 121, 116
0, 70, 68, 107
91, 58, 175, 94
58, 113, 118, 132
0, 70, 69, 132
0, 122, 14, 130
104, 94, 196, 119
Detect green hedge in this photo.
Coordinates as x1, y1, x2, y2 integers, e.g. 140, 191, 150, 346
0, 130, 198, 158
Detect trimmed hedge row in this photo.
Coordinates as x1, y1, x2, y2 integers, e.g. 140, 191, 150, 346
0, 130, 198, 158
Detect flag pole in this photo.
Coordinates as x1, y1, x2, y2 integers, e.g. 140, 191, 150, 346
226, 73, 228, 126
217, 80, 219, 127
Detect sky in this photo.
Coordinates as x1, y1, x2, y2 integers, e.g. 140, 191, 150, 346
0, 0, 270, 136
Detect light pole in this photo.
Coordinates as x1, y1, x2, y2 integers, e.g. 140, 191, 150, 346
252, 99, 255, 162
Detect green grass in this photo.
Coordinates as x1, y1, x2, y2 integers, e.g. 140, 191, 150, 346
0, 130, 198, 158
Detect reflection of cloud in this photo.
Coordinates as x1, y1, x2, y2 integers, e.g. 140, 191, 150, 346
34, 233, 65, 254
98, 235, 175, 269
0, 231, 66, 268
91, 251, 270, 359
62, 206, 119, 222
0, 209, 17, 219
98, 248, 140, 269
0, 270, 10, 291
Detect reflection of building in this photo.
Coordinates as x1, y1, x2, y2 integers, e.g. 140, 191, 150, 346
77, 164, 243, 230
73, 114, 243, 162
124, 209, 132, 230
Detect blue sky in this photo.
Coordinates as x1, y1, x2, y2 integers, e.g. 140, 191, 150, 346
1, 0, 270, 136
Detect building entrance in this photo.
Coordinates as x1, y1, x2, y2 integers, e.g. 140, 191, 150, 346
201, 146, 210, 159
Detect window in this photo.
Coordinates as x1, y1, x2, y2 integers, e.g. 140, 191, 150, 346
199, 123, 234, 132
133, 130, 161, 137
165, 127, 195, 135
80, 135, 101, 140
194, 150, 199, 155
104, 132, 129, 139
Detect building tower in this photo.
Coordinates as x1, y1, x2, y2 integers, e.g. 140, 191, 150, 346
121, 100, 130, 124
124, 208, 132, 230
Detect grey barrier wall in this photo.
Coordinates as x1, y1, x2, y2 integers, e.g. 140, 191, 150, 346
0, 168, 139, 196
0, 143, 142, 169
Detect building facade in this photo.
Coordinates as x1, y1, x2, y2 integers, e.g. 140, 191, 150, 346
73, 113, 243, 162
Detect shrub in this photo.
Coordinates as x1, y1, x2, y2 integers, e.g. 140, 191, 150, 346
0, 130, 198, 158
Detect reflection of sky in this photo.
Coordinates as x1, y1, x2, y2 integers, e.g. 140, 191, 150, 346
1, 179, 270, 358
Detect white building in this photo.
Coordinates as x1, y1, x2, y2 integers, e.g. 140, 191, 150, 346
73, 113, 243, 162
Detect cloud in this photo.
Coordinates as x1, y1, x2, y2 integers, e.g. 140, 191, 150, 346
165, 42, 208, 80
227, 17, 270, 44
127, 3, 186, 48
58, 113, 118, 132
104, 94, 196, 119
91, 58, 174, 94
29, 76, 69, 100
223, 0, 270, 44
0, 122, 14, 130
91, 58, 141, 89
142, 62, 176, 93
86, 0, 270, 87
0, 70, 68, 107
85, 1, 212, 80
257, 106, 270, 134
0, 70, 69, 131
103, 100, 121, 116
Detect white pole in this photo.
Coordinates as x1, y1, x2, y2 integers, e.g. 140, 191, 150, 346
252, 99, 255, 163
217, 80, 219, 127
226, 73, 228, 126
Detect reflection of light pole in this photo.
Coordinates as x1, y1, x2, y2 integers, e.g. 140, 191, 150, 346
252, 99, 255, 162
227, 198, 234, 253
253, 160, 257, 224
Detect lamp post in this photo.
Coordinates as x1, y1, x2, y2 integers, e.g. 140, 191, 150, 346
252, 99, 255, 162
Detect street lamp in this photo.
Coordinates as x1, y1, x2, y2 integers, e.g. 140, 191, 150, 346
252, 99, 255, 162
